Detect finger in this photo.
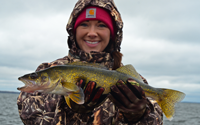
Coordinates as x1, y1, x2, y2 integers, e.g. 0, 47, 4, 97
133, 85, 146, 98
116, 82, 140, 104
84, 81, 96, 102
126, 82, 144, 99
122, 83, 147, 110
87, 87, 105, 107
110, 85, 132, 107
110, 85, 147, 116
91, 87, 104, 102
76, 79, 85, 88
108, 93, 127, 111
127, 78, 146, 98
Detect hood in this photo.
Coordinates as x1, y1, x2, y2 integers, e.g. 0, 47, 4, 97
66, 0, 123, 66
66, 0, 123, 51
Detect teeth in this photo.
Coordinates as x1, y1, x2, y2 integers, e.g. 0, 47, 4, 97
86, 41, 98, 44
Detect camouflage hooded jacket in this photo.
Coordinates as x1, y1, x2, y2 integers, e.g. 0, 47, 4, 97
17, 0, 163, 124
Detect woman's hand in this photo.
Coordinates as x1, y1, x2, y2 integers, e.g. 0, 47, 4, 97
69, 79, 106, 114
108, 78, 148, 123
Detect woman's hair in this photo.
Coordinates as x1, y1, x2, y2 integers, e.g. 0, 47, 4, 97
112, 51, 123, 70
104, 39, 123, 70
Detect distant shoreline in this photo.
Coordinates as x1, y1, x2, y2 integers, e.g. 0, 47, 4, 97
181, 101, 200, 104
0, 91, 20, 94
0, 91, 199, 104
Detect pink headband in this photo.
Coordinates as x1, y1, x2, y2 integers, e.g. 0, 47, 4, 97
74, 6, 114, 38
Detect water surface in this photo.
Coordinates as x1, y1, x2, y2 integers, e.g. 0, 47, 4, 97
0, 93, 199, 125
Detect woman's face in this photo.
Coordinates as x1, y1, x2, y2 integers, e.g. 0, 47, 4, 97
76, 20, 110, 53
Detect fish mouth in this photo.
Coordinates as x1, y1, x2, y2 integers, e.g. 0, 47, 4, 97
17, 77, 49, 93
18, 77, 35, 86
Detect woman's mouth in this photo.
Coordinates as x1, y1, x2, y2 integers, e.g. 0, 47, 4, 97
85, 40, 99, 47
86, 41, 98, 44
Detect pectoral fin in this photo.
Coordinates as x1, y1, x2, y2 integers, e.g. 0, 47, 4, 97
65, 96, 71, 108
69, 87, 84, 104
64, 87, 84, 108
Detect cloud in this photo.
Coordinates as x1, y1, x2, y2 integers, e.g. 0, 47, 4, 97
115, 0, 200, 103
121, 38, 200, 72
0, 66, 32, 91
0, 0, 76, 16
116, 0, 200, 43
0, 0, 199, 102
0, 8, 70, 70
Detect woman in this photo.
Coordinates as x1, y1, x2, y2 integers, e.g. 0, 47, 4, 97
17, 0, 163, 124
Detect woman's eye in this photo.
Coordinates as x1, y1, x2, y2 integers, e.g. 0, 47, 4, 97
79, 23, 88, 27
98, 24, 107, 27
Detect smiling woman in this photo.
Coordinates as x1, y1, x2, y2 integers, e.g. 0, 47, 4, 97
76, 20, 110, 53
74, 6, 114, 53
17, 0, 163, 125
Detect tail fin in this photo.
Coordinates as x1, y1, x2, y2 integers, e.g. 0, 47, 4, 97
157, 89, 185, 120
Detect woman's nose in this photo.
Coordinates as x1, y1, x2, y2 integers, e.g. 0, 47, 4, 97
87, 26, 98, 38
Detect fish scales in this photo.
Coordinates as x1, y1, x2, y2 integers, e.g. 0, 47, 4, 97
54, 65, 127, 94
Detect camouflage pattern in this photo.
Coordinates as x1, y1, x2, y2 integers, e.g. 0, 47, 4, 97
17, 54, 163, 125
17, 0, 163, 124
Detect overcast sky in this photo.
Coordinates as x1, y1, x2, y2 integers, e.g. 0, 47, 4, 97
0, 0, 199, 103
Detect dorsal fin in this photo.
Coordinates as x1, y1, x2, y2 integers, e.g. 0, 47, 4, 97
65, 61, 108, 70
116, 64, 143, 82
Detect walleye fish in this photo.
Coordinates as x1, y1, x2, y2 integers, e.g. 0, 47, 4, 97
17, 62, 185, 120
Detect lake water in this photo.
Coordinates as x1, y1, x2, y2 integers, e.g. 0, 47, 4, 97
0, 93, 23, 125
0, 93, 199, 125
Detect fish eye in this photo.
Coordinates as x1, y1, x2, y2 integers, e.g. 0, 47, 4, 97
41, 76, 47, 80
30, 73, 38, 79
